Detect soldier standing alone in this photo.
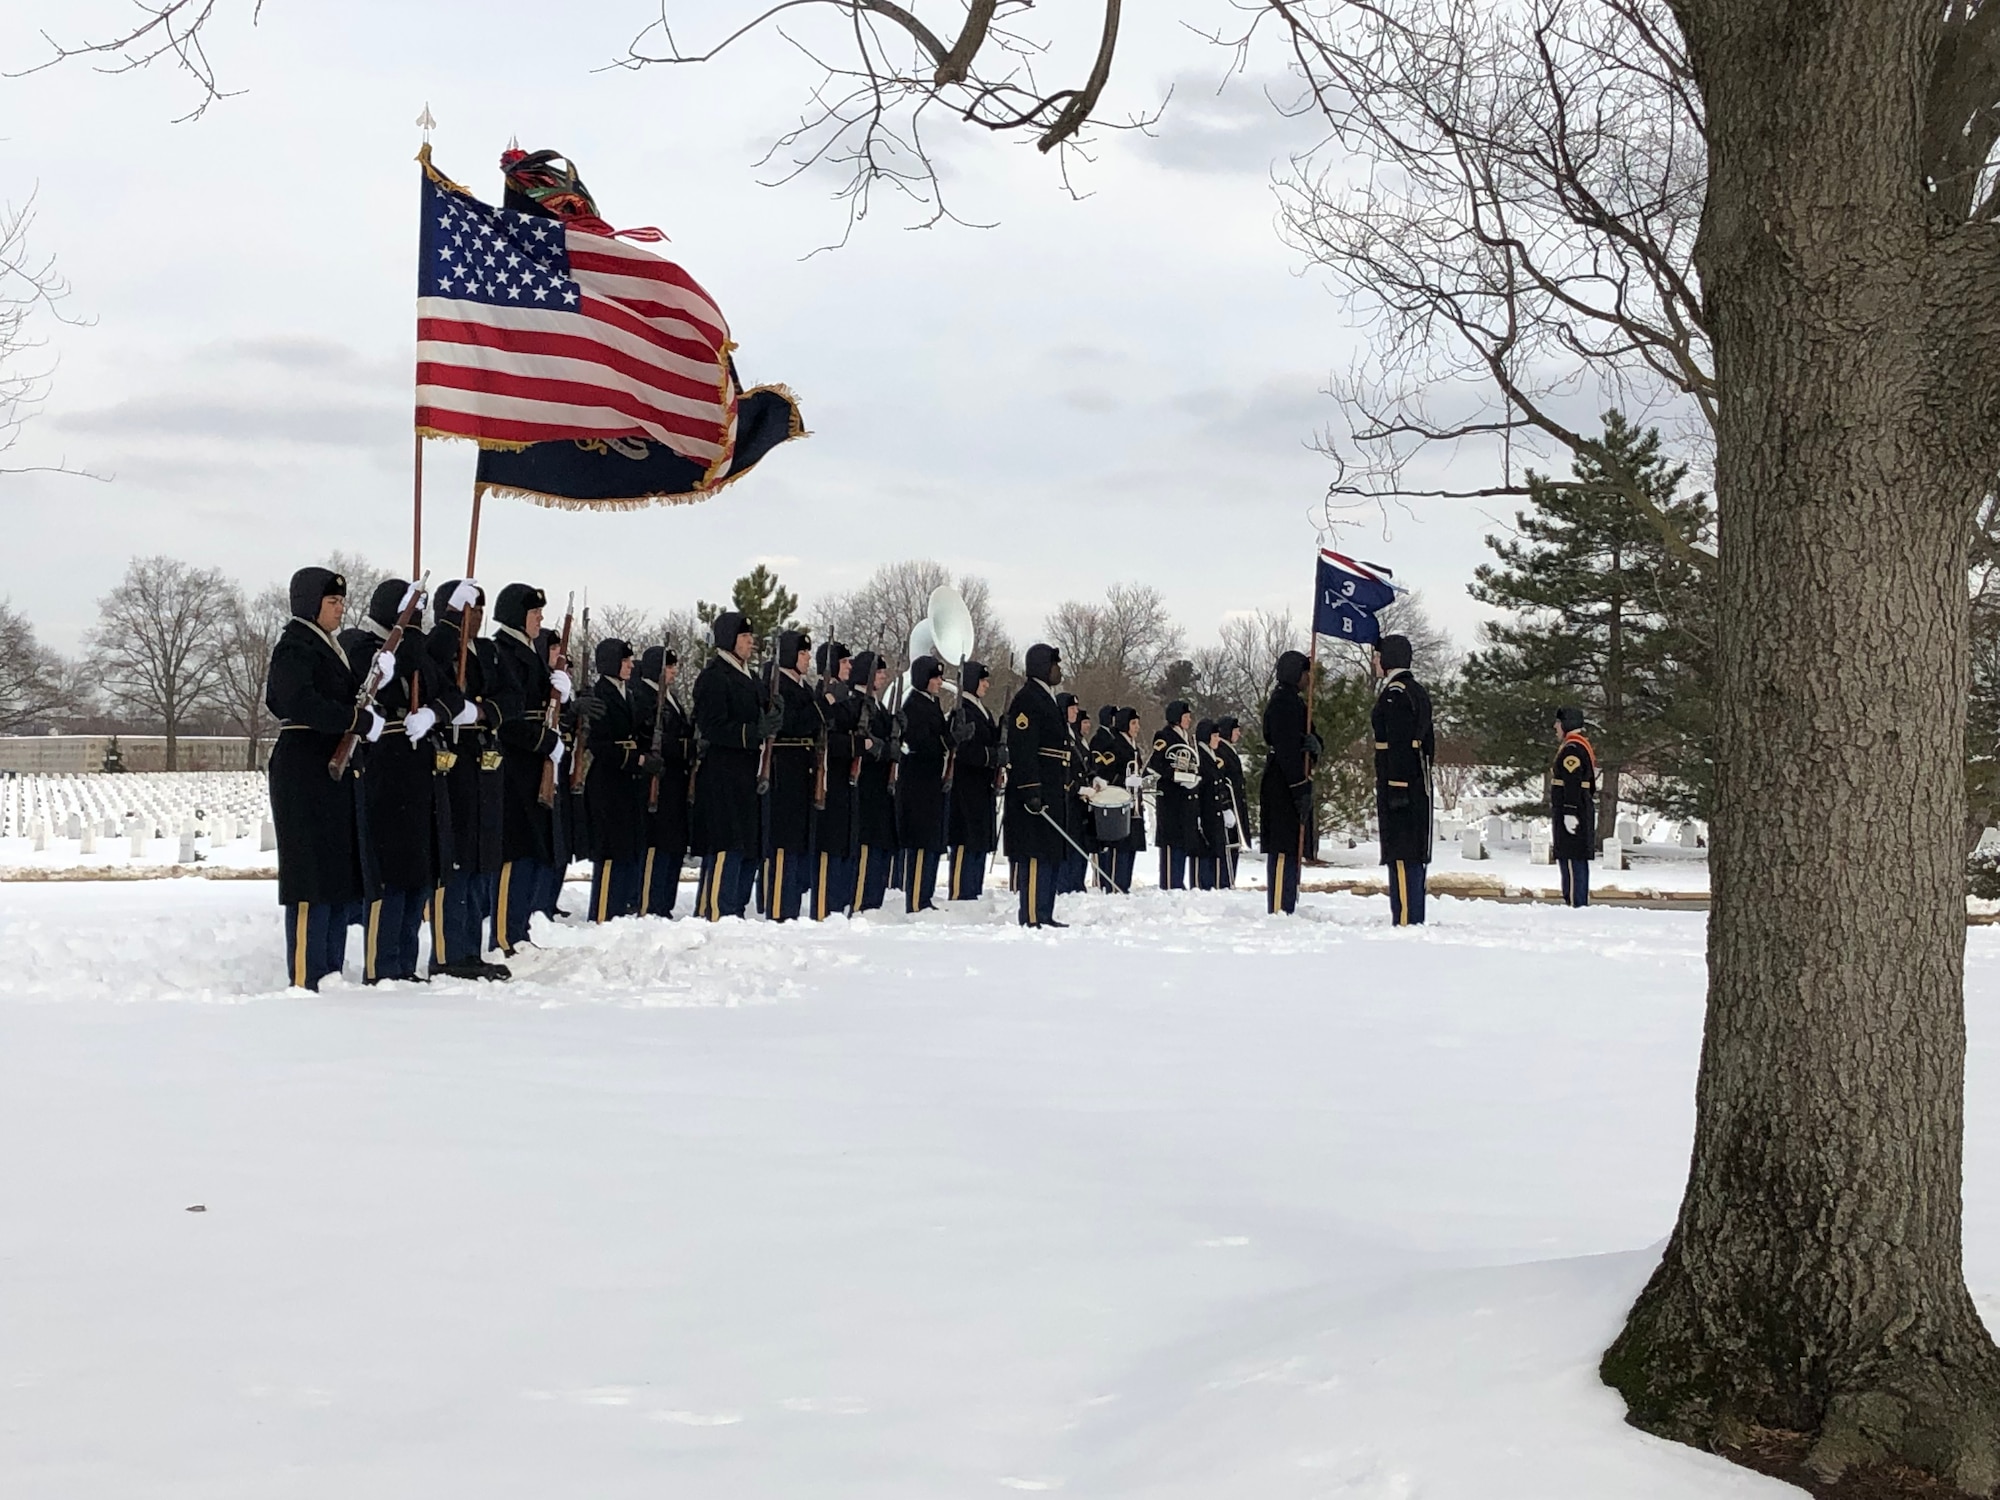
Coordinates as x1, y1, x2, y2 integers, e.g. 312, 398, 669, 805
1550, 705, 1598, 908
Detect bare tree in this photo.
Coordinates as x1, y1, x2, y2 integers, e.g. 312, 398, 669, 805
1041, 582, 1186, 715
1190, 607, 1302, 724
615, 1, 1158, 246
0, 598, 65, 732
325, 551, 394, 615
7, 0, 260, 122
814, 558, 1014, 673
209, 581, 286, 770
0, 192, 99, 482
86, 555, 232, 770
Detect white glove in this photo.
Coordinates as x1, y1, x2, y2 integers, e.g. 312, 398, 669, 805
1222, 809, 1237, 829
396, 580, 424, 614
403, 705, 438, 743
362, 709, 385, 743
449, 578, 481, 613
1174, 770, 1200, 788
550, 668, 574, 703
1125, 770, 1143, 789
370, 651, 396, 690
451, 700, 480, 727
548, 738, 566, 767
1563, 814, 1578, 834
1092, 777, 1107, 792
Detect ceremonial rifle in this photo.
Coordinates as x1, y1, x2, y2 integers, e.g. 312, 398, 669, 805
567, 600, 593, 795
329, 572, 429, 780
755, 640, 777, 796
536, 593, 575, 809
646, 632, 673, 814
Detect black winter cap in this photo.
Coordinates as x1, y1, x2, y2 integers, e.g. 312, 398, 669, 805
912, 654, 944, 689
711, 610, 750, 649
778, 629, 812, 664
850, 650, 884, 687
960, 659, 989, 692
1024, 643, 1061, 684
433, 579, 482, 627
1097, 703, 1116, 728
1377, 634, 1414, 671
1217, 715, 1240, 737
289, 566, 345, 620
494, 583, 546, 631
1557, 704, 1586, 732
367, 578, 411, 630
1195, 718, 1217, 743
1164, 699, 1192, 726
1275, 650, 1309, 688
594, 637, 632, 676
817, 641, 851, 676
1113, 707, 1140, 733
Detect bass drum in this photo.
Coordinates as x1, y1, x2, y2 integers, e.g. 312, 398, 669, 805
1086, 783, 1133, 843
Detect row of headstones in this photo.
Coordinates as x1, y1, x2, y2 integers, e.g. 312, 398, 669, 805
20, 808, 278, 861
1448, 812, 1706, 868
1, 773, 268, 841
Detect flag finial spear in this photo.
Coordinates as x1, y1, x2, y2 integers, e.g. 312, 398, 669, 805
416, 103, 436, 143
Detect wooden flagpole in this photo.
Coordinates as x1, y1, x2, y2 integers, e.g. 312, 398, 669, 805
411, 433, 425, 576
465, 482, 483, 576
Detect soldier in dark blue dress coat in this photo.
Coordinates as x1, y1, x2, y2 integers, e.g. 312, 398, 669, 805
1550, 705, 1598, 908
487, 584, 570, 954
1259, 651, 1318, 916
847, 651, 899, 913
266, 566, 373, 990
693, 610, 779, 920
810, 642, 862, 919
423, 581, 511, 978
895, 655, 951, 912
339, 577, 467, 983
1149, 701, 1202, 890
762, 629, 822, 922
631, 645, 692, 918
946, 661, 1002, 901
1003, 643, 1073, 928
1372, 634, 1435, 926
583, 638, 660, 922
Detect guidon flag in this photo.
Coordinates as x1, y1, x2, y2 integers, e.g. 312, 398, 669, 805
414, 147, 801, 507
1312, 548, 1404, 643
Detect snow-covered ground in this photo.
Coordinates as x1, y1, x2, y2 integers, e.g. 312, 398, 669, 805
6, 881, 1998, 1497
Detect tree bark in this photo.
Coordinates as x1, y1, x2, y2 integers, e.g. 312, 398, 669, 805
1604, 4, 2000, 1490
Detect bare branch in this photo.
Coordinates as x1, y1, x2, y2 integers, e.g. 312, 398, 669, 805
7, 0, 262, 123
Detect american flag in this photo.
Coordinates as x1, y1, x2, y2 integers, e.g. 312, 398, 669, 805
415, 160, 742, 478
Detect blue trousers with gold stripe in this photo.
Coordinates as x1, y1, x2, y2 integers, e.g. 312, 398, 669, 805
1159, 846, 1189, 890
492, 859, 551, 953
1014, 856, 1058, 927
1387, 859, 1427, 926
640, 848, 684, 917
1558, 857, 1591, 908
430, 870, 491, 969
283, 901, 349, 991
1266, 850, 1300, 915
363, 886, 427, 982
696, 850, 756, 921
854, 845, 892, 913
1098, 846, 1135, 894
946, 845, 987, 901
760, 846, 809, 922
903, 846, 942, 912
812, 851, 857, 920
589, 858, 643, 922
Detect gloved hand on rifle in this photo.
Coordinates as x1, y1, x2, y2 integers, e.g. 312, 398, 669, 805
1024, 790, 1045, 816
403, 706, 437, 743
579, 694, 609, 723
549, 668, 574, 704
637, 753, 665, 776
370, 652, 396, 691
361, 708, 386, 743
548, 738, 566, 767
991, 744, 1010, 768
755, 706, 784, 741
950, 713, 977, 745
1292, 783, 1312, 822
1563, 814, 1579, 835
450, 700, 480, 728
1303, 730, 1324, 759
1222, 808, 1237, 830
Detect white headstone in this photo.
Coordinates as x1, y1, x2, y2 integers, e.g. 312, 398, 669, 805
1484, 815, 1508, 846
259, 818, 277, 853
31, 817, 48, 852
1679, 822, 1703, 850
80, 820, 96, 854
64, 811, 81, 840
1460, 826, 1487, 861
1978, 826, 2000, 854
1530, 831, 1553, 865
1602, 838, 1628, 871
1616, 815, 1639, 845
177, 830, 197, 864
130, 825, 147, 858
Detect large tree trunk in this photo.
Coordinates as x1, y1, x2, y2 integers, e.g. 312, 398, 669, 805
1604, 4, 2000, 1490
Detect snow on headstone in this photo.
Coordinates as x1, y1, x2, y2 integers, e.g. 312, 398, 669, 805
1484, 815, 1507, 846
259, 818, 276, 853
1530, 831, 1552, 865
1602, 838, 1628, 871
64, 811, 81, 840
1460, 825, 1487, 861
1979, 827, 2000, 855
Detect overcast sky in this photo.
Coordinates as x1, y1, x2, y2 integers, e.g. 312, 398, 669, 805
0, 0, 1516, 659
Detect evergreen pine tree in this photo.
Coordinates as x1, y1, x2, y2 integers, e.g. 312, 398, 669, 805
698, 565, 800, 646
1457, 411, 1714, 834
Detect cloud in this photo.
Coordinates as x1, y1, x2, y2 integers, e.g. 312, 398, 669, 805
1136, 74, 1331, 176
196, 335, 365, 370
55, 393, 402, 449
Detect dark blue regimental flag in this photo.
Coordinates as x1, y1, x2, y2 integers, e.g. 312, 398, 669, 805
1312, 550, 1402, 643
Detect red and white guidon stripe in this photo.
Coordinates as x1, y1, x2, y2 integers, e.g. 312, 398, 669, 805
414, 163, 740, 472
